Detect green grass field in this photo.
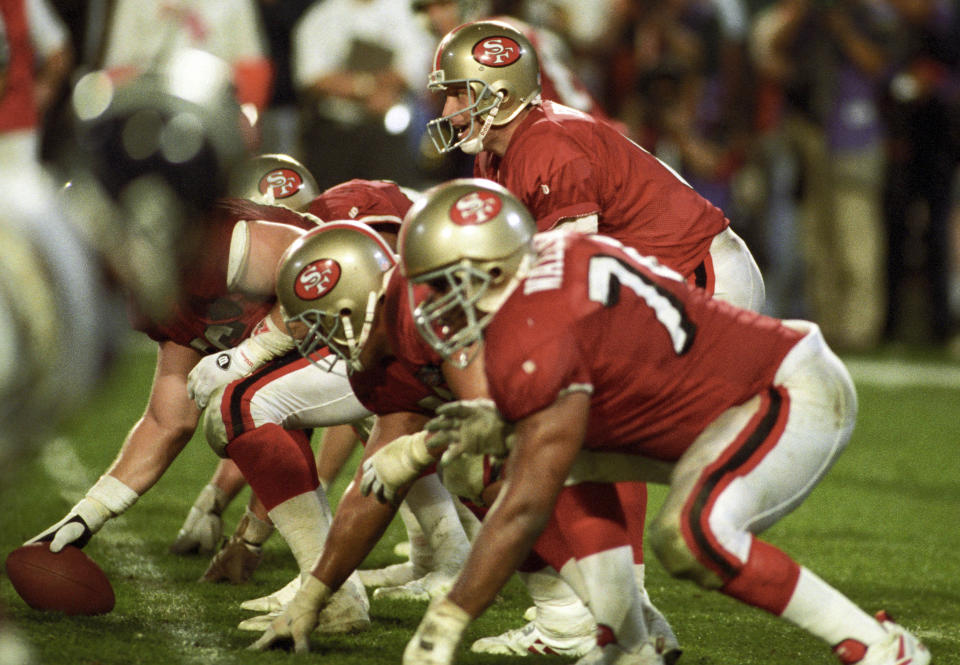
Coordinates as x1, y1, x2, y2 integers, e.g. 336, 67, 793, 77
2, 339, 958, 665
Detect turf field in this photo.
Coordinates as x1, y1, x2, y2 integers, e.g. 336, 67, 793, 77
2, 337, 958, 665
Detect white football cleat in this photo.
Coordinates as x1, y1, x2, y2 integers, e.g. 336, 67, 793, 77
835, 611, 930, 665
356, 561, 416, 589
574, 639, 666, 665
240, 575, 300, 613
641, 593, 681, 665
471, 620, 597, 657
372, 570, 454, 602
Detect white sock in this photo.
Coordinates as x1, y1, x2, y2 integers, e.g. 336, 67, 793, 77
521, 568, 595, 641
267, 487, 331, 573
398, 501, 434, 577
781, 567, 885, 647
574, 546, 648, 650
404, 475, 471, 575
453, 498, 482, 542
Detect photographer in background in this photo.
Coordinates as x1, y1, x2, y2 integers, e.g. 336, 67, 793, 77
751, 0, 895, 352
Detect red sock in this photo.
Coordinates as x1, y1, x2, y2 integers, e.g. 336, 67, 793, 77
720, 538, 800, 615
615, 482, 648, 565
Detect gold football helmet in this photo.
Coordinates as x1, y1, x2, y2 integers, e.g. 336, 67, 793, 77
398, 178, 536, 367
427, 19, 541, 154
227, 153, 319, 212
276, 221, 396, 372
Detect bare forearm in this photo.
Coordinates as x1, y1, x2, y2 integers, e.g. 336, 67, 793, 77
313, 482, 397, 590
446, 492, 549, 617
105, 416, 195, 495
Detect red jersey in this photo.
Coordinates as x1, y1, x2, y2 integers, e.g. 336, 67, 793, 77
474, 101, 728, 279
483, 232, 802, 461
307, 179, 413, 235
348, 268, 451, 416
133, 198, 316, 353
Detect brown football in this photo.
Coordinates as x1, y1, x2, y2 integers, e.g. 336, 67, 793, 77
4, 542, 115, 615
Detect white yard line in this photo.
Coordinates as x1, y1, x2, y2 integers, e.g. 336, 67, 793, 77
843, 358, 960, 389
40, 438, 227, 664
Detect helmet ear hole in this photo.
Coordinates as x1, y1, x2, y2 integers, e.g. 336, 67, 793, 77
340, 307, 352, 317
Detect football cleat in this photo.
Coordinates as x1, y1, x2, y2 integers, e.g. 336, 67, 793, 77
372, 570, 454, 602
471, 620, 597, 658
240, 575, 300, 613
834, 611, 931, 665
200, 536, 263, 584
641, 593, 682, 665
356, 561, 416, 589
574, 639, 667, 665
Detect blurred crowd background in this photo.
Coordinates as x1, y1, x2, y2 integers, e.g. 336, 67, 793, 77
4, 0, 960, 356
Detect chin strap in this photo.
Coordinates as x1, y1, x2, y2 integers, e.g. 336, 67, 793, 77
462, 92, 504, 154
342, 290, 379, 373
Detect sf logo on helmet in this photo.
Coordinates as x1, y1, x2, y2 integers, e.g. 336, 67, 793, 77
295, 259, 342, 300
473, 37, 522, 67
450, 191, 502, 226
259, 168, 303, 200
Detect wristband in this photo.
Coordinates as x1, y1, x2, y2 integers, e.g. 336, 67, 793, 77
86, 474, 139, 517
241, 314, 296, 365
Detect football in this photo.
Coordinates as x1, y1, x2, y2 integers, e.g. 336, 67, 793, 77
4, 542, 115, 615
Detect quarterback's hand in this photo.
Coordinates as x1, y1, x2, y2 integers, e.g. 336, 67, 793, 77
248, 575, 331, 653
27, 476, 139, 552
402, 597, 471, 665
169, 484, 229, 555
360, 431, 433, 505
424, 399, 514, 464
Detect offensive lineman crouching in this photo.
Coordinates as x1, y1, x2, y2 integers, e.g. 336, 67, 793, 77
390, 179, 930, 665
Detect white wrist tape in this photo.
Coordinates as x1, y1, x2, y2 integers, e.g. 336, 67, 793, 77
238, 314, 295, 367
405, 596, 471, 663
80, 475, 139, 531
298, 575, 333, 613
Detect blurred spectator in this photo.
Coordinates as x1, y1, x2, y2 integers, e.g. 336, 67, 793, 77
97, 0, 272, 146
750, 0, 805, 319
254, 0, 314, 155
292, 0, 434, 189
879, 0, 960, 345
0, 0, 73, 164
519, 0, 622, 102
751, 0, 894, 351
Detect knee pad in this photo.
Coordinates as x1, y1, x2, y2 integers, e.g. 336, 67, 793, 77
202, 385, 231, 458
648, 512, 724, 590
